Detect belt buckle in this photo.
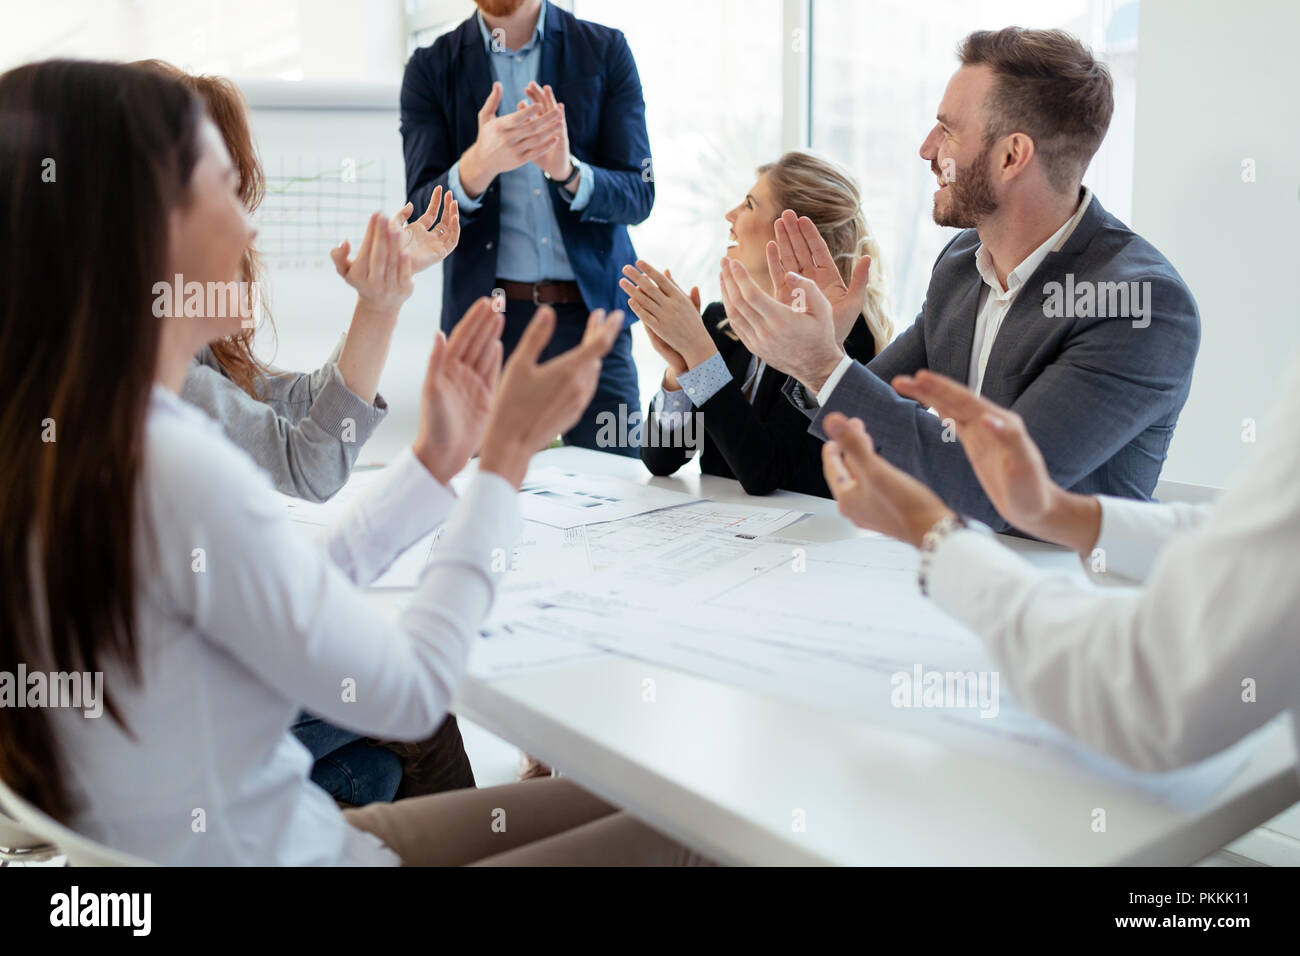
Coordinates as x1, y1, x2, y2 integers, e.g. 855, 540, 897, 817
531, 281, 549, 306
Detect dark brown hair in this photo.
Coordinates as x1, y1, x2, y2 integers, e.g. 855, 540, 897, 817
959, 27, 1113, 193
0, 59, 202, 817
133, 59, 274, 397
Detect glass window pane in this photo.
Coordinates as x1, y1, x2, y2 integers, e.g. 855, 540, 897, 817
576, 0, 784, 406
811, 0, 1139, 337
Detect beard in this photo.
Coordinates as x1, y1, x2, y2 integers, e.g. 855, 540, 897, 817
933, 144, 999, 228
477, 0, 529, 16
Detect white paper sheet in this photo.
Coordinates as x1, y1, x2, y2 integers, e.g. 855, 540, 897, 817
516, 467, 697, 528
492, 533, 1261, 809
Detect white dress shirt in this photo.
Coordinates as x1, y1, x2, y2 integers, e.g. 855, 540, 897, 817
49, 386, 522, 865
816, 190, 1095, 404
925, 359, 1300, 773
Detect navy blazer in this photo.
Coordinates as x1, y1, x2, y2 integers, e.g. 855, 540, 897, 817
786, 192, 1202, 531
400, 3, 653, 331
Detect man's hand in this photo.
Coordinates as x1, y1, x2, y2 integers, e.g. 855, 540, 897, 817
412, 297, 504, 485
388, 186, 460, 274
892, 370, 1101, 553
718, 256, 844, 393
458, 81, 563, 198
523, 81, 575, 189
821, 413, 953, 548
766, 209, 873, 341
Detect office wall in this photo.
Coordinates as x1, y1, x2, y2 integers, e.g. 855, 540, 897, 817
1132, 0, 1300, 488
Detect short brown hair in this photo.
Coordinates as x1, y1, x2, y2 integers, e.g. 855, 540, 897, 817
959, 27, 1113, 192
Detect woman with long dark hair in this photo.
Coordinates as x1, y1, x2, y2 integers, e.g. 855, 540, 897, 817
0, 59, 707, 865
132, 60, 472, 808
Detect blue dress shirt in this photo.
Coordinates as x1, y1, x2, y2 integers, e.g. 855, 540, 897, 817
446, 3, 595, 283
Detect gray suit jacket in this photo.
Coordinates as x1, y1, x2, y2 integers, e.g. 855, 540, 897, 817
785, 193, 1201, 531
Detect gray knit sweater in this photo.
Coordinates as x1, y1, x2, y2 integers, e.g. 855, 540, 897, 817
181, 345, 387, 502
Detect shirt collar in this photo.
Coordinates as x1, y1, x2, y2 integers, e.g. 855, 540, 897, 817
476, 1, 547, 55
975, 187, 1093, 298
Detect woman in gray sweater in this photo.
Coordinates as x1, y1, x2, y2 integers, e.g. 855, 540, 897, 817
144, 60, 471, 805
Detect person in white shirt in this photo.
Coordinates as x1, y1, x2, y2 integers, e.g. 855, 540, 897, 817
816, 366, 1300, 774
0, 59, 707, 866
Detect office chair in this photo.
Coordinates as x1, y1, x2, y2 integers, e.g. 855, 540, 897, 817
0, 774, 151, 867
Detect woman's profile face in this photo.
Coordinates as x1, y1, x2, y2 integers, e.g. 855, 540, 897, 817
165, 118, 257, 339
724, 171, 778, 282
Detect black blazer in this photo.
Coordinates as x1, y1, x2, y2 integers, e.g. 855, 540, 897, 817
642, 302, 878, 497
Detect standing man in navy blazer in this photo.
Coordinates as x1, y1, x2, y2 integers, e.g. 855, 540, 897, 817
401, 0, 652, 456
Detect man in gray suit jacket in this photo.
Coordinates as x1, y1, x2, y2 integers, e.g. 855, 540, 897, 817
719, 27, 1200, 532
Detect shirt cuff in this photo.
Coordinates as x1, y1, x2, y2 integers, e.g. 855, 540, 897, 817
815, 353, 855, 407
1091, 495, 1204, 583
427, 470, 524, 591
447, 160, 484, 213
654, 385, 694, 421
926, 527, 1038, 624
321, 447, 457, 586
308, 363, 388, 446
557, 157, 595, 211
676, 351, 731, 406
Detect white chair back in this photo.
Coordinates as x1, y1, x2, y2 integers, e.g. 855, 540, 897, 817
0, 774, 152, 866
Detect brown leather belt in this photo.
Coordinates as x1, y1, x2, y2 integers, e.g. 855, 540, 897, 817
495, 279, 583, 306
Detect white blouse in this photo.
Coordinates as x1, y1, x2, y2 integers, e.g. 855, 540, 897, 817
50, 386, 521, 865
927, 361, 1300, 774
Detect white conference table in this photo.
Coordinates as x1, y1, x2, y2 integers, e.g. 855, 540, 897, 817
370, 446, 1298, 866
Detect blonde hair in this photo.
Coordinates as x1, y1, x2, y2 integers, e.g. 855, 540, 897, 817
757, 151, 894, 351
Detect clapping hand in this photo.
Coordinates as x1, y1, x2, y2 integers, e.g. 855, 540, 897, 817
891, 371, 1100, 551
765, 209, 873, 341
388, 185, 460, 273
329, 211, 414, 312
412, 298, 505, 484
479, 307, 625, 488
522, 81, 573, 185
821, 413, 953, 547
718, 255, 844, 392
620, 261, 713, 386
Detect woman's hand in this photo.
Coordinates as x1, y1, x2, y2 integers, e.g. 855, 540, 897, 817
388, 186, 460, 274
619, 261, 716, 370
479, 307, 624, 488
413, 297, 505, 485
821, 412, 954, 547
891, 370, 1101, 553
330, 211, 415, 313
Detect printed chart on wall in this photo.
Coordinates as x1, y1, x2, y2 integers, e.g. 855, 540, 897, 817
256, 154, 389, 270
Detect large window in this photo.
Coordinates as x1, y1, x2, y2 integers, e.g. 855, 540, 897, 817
574, 0, 785, 405
811, 0, 1139, 332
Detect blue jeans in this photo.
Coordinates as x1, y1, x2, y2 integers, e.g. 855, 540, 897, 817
291, 713, 403, 807
498, 298, 642, 458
